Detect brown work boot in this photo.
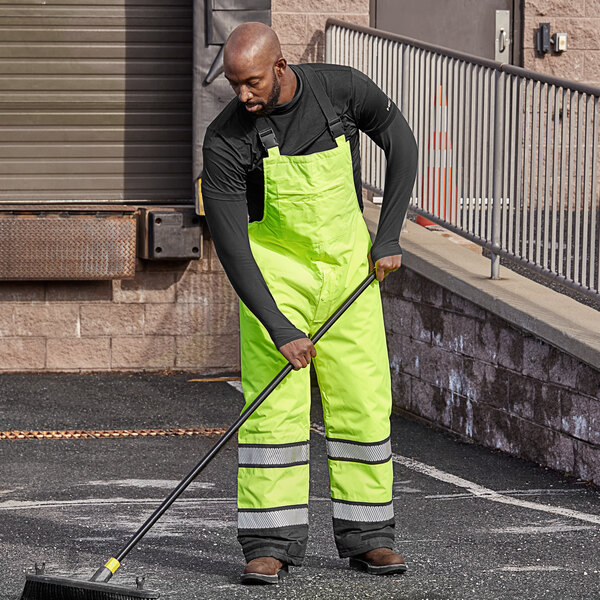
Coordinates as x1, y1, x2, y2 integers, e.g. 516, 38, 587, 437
240, 557, 288, 585
349, 547, 407, 575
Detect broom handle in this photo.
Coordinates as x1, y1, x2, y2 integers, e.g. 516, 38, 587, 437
93, 271, 376, 581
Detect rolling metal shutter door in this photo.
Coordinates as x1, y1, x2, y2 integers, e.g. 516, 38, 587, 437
0, 0, 193, 203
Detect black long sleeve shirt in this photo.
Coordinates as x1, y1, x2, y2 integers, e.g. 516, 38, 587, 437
201, 63, 418, 349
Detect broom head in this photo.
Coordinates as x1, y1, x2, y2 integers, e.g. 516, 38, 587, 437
21, 573, 160, 599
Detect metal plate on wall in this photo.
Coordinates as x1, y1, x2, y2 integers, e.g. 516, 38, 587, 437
0, 206, 136, 280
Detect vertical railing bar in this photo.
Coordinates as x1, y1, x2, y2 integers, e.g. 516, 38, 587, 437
441, 55, 449, 223
590, 96, 599, 292
418, 49, 426, 214
574, 93, 583, 284
522, 79, 531, 258
423, 51, 432, 215
454, 59, 463, 228
528, 80, 539, 262
581, 93, 592, 287
449, 58, 458, 225
550, 85, 560, 273
491, 69, 505, 279
559, 88, 568, 277
538, 82, 548, 267
513, 76, 523, 256
566, 91, 575, 281
501, 73, 511, 250
468, 64, 476, 235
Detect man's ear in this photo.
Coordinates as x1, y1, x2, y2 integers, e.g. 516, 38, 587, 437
274, 57, 287, 77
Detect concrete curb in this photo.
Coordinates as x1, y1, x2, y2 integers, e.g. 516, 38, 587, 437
363, 202, 600, 370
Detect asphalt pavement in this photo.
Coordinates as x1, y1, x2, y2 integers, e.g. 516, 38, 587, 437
1, 373, 599, 600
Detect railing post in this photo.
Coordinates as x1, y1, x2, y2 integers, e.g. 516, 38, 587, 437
325, 24, 332, 63
491, 69, 505, 279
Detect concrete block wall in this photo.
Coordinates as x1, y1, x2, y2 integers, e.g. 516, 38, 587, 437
382, 267, 600, 485
523, 0, 600, 86
0, 234, 240, 373
272, 0, 369, 63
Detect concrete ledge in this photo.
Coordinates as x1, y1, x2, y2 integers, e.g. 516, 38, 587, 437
363, 202, 600, 370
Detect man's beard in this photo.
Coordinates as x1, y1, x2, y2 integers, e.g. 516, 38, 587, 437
248, 70, 281, 116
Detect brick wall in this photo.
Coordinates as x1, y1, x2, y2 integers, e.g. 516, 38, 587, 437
0, 234, 240, 373
382, 267, 600, 485
272, 0, 369, 63
524, 0, 600, 86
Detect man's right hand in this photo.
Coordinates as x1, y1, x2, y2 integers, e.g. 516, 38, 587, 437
278, 337, 316, 370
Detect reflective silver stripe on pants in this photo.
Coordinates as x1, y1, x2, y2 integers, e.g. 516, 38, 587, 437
331, 500, 394, 522
326, 437, 391, 463
238, 442, 309, 466
238, 506, 309, 529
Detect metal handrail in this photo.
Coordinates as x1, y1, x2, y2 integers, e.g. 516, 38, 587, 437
326, 19, 600, 300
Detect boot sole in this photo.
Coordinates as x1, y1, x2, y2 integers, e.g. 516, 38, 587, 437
349, 557, 408, 575
240, 566, 288, 585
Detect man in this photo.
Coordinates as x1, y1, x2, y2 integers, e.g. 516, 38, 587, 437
201, 22, 418, 584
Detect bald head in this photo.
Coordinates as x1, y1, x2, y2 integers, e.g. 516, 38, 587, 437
224, 22, 282, 71
223, 23, 297, 116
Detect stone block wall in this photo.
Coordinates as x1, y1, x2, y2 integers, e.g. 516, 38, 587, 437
0, 233, 240, 373
382, 267, 600, 485
272, 0, 369, 63
524, 0, 600, 86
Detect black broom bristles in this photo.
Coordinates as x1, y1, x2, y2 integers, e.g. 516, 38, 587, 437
20, 574, 160, 600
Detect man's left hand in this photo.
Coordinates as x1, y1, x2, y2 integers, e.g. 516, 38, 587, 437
368, 253, 402, 282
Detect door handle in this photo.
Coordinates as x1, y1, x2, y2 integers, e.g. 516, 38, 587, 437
498, 28, 507, 53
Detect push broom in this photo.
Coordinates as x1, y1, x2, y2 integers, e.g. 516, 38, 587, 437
20, 271, 377, 600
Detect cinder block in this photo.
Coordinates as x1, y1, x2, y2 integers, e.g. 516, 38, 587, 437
12, 304, 79, 337
272, 0, 368, 14
410, 378, 447, 423
446, 312, 477, 355
572, 441, 600, 485
548, 349, 579, 389
465, 359, 509, 407
113, 271, 176, 304
381, 295, 412, 336
390, 370, 412, 412
471, 403, 519, 454
575, 362, 600, 399
0, 283, 45, 302
522, 336, 550, 381
417, 344, 463, 390
47, 337, 110, 369
400, 336, 424, 378
111, 336, 176, 369
473, 319, 501, 364
0, 337, 46, 370
525, 0, 585, 18
411, 303, 433, 343
496, 326, 524, 372
175, 334, 240, 370
176, 272, 237, 305
144, 303, 211, 336
273, 13, 306, 45
209, 301, 239, 336
46, 281, 112, 302
442, 288, 487, 320
450, 393, 475, 438
560, 391, 593, 442
80, 304, 144, 336
419, 276, 444, 308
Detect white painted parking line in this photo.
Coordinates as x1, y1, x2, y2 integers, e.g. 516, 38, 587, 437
308, 424, 600, 526
392, 454, 600, 525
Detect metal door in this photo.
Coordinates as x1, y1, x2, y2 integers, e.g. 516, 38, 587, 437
0, 0, 194, 203
372, 0, 520, 64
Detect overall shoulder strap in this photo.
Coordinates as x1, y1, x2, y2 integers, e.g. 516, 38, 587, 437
254, 116, 279, 152
297, 64, 345, 140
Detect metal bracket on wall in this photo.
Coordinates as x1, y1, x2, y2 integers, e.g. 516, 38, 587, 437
138, 206, 203, 260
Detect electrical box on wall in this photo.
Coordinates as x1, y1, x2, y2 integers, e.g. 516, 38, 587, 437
138, 206, 203, 260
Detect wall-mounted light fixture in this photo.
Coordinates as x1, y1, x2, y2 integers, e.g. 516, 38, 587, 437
536, 23, 567, 55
